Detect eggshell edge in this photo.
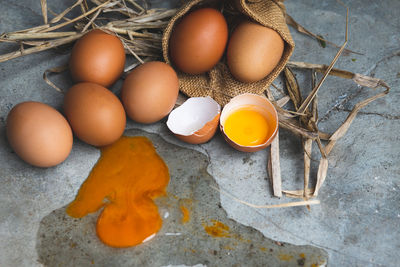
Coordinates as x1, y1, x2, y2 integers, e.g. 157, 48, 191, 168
174, 113, 220, 144
219, 93, 279, 152
167, 97, 221, 144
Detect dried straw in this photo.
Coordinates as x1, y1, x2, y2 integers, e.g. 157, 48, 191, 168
269, 132, 282, 198
0, 0, 175, 64
43, 64, 69, 93
40, 0, 48, 24
278, 3, 390, 200
211, 185, 320, 209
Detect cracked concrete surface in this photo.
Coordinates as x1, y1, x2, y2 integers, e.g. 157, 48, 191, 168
1, 0, 399, 266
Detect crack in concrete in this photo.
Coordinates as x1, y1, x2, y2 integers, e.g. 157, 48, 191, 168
365, 49, 400, 77
251, 206, 385, 266
198, 144, 212, 166
319, 87, 363, 122
319, 50, 399, 123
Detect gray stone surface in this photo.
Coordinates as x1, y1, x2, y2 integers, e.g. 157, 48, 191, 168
1, 0, 399, 266
36, 129, 327, 267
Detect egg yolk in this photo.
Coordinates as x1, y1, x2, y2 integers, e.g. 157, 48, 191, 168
223, 108, 271, 146
180, 205, 190, 224
66, 136, 169, 248
203, 220, 230, 237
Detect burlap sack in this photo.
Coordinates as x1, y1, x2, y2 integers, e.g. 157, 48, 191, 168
162, 0, 294, 107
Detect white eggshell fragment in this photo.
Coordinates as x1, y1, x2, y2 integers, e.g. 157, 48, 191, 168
167, 97, 221, 144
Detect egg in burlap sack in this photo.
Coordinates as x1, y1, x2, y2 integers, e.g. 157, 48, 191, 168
162, 0, 295, 107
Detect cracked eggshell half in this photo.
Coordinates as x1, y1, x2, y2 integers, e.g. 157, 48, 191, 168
220, 93, 278, 152
167, 97, 221, 144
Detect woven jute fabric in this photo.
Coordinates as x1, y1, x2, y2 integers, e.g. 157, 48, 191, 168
162, 0, 294, 106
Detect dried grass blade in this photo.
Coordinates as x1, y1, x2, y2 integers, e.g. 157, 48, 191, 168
287, 61, 391, 91
270, 131, 282, 197
275, 95, 290, 107
313, 157, 328, 196
298, 42, 347, 114
43, 64, 69, 93
303, 138, 313, 198
50, 0, 83, 23
128, 9, 177, 23
267, 150, 273, 189
270, 83, 286, 96
0, 33, 83, 63
5, 32, 77, 40
315, 137, 327, 158
318, 131, 331, 141
325, 140, 336, 156
278, 118, 318, 140
20, 41, 49, 46
298, 5, 348, 114
48, 8, 72, 22
275, 105, 304, 118
283, 188, 315, 198
121, 38, 144, 64
80, 0, 88, 14
265, 86, 282, 198
81, 8, 102, 32
353, 73, 391, 90
103, 26, 156, 38
82, 0, 89, 11
41, 0, 112, 33
3, 25, 50, 35
284, 67, 302, 110
211, 185, 320, 208
287, 61, 353, 79
40, 0, 48, 24
311, 70, 319, 120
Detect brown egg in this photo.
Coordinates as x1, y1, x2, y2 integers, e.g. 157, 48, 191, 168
6, 101, 73, 167
169, 8, 228, 74
63, 83, 126, 147
167, 97, 220, 144
227, 21, 284, 83
121, 61, 179, 124
69, 29, 126, 87
220, 94, 278, 152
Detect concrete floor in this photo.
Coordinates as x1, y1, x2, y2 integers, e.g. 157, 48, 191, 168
1, 0, 399, 266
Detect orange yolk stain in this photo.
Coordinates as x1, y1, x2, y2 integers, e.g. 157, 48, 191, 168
278, 254, 294, 261
223, 108, 272, 146
180, 205, 190, 224
203, 220, 230, 237
66, 136, 169, 248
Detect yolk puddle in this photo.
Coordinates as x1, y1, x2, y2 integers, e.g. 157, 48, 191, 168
203, 220, 230, 237
223, 108, 271, 146
180, 205, 190, 224
66, 136, 169, 248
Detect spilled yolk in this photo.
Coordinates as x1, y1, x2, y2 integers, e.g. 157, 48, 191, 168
223, 108, 270, 146
180, 205, 190, 224
66, 136, 169, 248
203, 220, 230, 237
